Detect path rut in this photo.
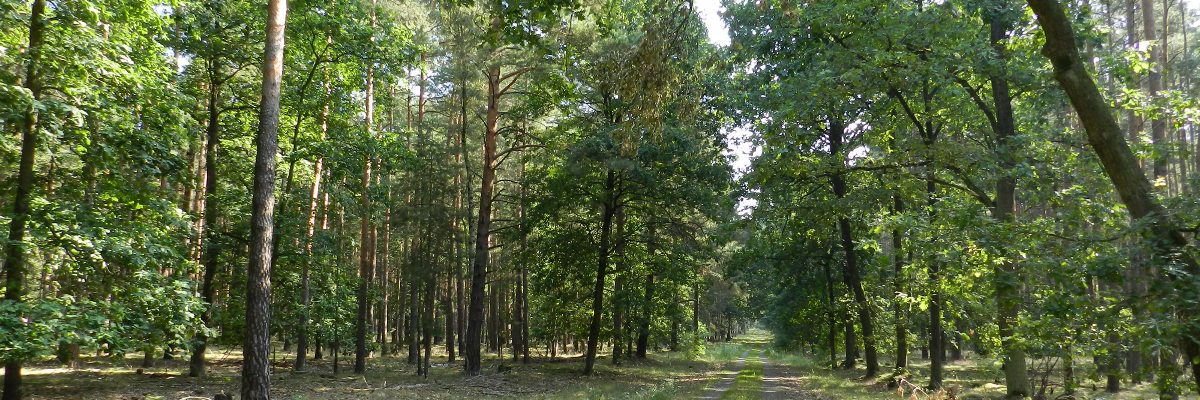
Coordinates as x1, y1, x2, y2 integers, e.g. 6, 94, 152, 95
696, 348, 750, 399
761, 355, 824, 400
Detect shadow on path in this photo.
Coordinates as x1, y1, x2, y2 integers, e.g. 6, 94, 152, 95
761, 356, 825, 400
696, 348, 749, 400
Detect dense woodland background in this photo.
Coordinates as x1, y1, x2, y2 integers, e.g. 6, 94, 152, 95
1, 0, 1200, 399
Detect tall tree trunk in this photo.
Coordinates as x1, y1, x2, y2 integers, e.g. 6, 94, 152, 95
2, 1, 45, 398
242, 0, 286, 397
584, 170, 619, 375
296, 80, 329, 372
518, 156, 531, 363
456, 95, 469, 355
926, 178, 944, 389
378, 182, 390, 349
843, 311, 858, 368
828, 119, 878, 377
890, 195, 907, 385
636, 273, 654, 358
408, 239, 421, 364
190, 56, 224, 380
353, 86, 375, 374
422, 271, 434, 377
1143, 0, 1168, 179
354, 0, 378, 375
1127, 0, 1143, 146
1026, 0, 1200, 394
636, 223, 658, 359
611, 209, 627, 365
988, 8, 1030, 397
465, 64, 501, 376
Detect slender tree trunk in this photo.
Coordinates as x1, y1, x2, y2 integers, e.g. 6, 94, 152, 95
465, 64, 501, 376
988, 9, 1030, 397
891, 195, 907, 385
1124, 0, 1148, 381
2, 2, 45, 398
296, 72, 330, 373
825, 257, 838, 369
457, 77, 470, 360
829, 119, 878, 377
242, 0, 286, 397
422, 272, 434, 377
1127, 0, 1143, 146
378, 183, 391, 348
843, 312, 858, 368
636, 273, 653, 358
520, 253, 531, 363
584, 170, 619, 375
293, 160, 319, 371
518, 157, 531, 363
447, 228, 458, 363
1143, 0, 1168, 179
635, 224, 657, 359
408, 239, 421, 364
353, 90, 375, 374
927, 178, 944, 389
611, 209, 627, 365
354, 1, 378, 375
190, 57, 224, 380
1027, 1, 1200, 394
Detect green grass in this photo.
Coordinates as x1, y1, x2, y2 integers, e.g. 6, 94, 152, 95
720, 349, 764, 400
31, 330, 1177, 400
524, 354, 714, 400
759, 347, 1177, 400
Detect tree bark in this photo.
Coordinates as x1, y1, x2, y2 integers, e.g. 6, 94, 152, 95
891, 195, 907, 384
422, 272, 434, 377
518, 156, 531, 363
611, 209, 627, 365
296, 69, 330, 373
825, 256, 838, 369
354, 0, 378, 375
584, 170, 619, 375
465, 64, 501, 376
1027, 0, 1200, 394
352, 84, 374, 374
2, 1, 45, 398
926, 178, 944, 389
988, 8, 1030, 397
190, 53, 224, 380
1142, 0, 1168, 179
828, 119, 878, 377
242, 0, 286, 397
636, 273, 654, 358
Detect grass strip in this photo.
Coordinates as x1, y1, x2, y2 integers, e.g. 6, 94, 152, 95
720, 349, 764, 400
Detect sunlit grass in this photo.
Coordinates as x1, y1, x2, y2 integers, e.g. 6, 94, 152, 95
760, 347, 1177, 400
719, 349, 763, 400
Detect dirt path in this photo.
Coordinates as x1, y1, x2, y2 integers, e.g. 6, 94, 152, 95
696, 348, 750, 399
761, 356, 823, 400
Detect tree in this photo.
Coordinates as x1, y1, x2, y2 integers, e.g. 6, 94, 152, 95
2, 1, 46, 398
241, 0, 287, 397
1026, 0, 1200, 393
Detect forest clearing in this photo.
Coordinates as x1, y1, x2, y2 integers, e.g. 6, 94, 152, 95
3, 0, 1200, 398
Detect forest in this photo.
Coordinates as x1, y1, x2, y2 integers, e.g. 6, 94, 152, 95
1, 0, 1199, 399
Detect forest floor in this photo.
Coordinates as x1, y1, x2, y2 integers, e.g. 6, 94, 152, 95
17, 332, 1181, 399
18, 334, 772, 400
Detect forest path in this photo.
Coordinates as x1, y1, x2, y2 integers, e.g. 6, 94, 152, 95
761, 355, 824, 400
694, 328, 823, 400
696, 348, 750, 399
